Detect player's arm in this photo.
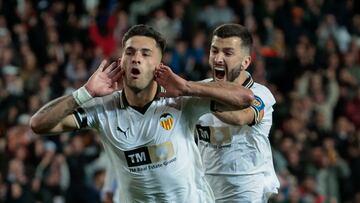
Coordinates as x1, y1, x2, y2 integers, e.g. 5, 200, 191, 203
154, 64, 254, 110
213, 95, 265, 126
30, 59, 124, 135
30, 95, 80, 134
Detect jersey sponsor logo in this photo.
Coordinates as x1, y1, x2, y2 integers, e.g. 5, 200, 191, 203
159, 113, 174, 130
124, 141, 175, 167
196, 125, 232, 146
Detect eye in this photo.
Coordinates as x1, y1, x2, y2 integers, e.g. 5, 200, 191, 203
224, 52, 233, 57
125, 50, 133, 55
211, 49, 218, 54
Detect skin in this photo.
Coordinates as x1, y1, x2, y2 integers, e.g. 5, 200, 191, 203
121, 36, 161, 107
30, 34, 254, 135
209, 35, 262, 125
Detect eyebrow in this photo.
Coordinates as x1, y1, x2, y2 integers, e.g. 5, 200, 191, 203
125, 47, 153, 53
223, 48, 235, 52
211, 45, 235, 52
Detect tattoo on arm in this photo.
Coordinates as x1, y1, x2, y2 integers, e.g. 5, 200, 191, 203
38, 96, 76, 114
35, 95, 79, 128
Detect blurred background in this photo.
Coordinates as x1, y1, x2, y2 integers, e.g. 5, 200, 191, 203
0, 0, 359, 202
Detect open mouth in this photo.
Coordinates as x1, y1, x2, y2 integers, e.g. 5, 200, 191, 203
131, 68, 141, 76
214, 67, 226, 80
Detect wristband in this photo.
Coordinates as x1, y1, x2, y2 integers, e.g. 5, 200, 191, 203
72, 86, 93, 105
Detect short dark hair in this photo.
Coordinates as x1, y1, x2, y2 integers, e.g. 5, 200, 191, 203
122, 24, 166, 54
213, 24, 253, 54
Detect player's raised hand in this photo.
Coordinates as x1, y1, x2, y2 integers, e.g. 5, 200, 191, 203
154, 64, 188, 98
84, 59, 124, 97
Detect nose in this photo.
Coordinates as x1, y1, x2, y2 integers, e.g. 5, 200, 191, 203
214, 53, 224, 65
132, 51, 141, 64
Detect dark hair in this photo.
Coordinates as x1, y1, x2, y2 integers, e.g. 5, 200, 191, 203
213, 24, 253, 54
122, 24, 166, 54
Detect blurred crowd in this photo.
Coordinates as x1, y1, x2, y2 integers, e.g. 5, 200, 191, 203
0, 0, 359, 202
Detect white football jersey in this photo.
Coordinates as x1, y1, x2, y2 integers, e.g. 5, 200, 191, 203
78, 90, 214, 203
196, 76, 280, 199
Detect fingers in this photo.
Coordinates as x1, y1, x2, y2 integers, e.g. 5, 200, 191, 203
97, 60, 108, 72
117, 58, 122, 68
111, 68, 125, 83
154, 63, 169, 78
107, 62, 119, 77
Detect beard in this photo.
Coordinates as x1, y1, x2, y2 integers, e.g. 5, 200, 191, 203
227, 63, 243, 82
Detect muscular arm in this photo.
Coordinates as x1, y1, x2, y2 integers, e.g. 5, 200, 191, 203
214, 96, 265, 126
155, 64, 254, 110
30, 59, 124, 135
214, 108, 255, 126
30, 95, 79, 134
185, 81, 254, 110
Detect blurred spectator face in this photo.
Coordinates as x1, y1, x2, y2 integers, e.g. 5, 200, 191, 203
216, 0, 228, 8
173, 2, 184, 18
209, 36, 249, 82
1, 47, 14, 65
335, 116, 353, 134
344, 51, 355, 67
283, 117, 303, 135
71, 136, 84, 153
311, 146, 323, 161
288, 187, 301, 203
328, 53, 339, 69
14, 146, 27, 161
244, 16, 257, 33
0, 28, 11, 47
287, 150, 300, 167
302, 176, 316, 192
175, 40, 187, 54
279, 137, 294, 153
8, 159, 27, 184
192, 31, 206, 48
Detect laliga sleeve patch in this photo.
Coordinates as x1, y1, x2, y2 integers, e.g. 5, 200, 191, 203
249, 95, 265, 125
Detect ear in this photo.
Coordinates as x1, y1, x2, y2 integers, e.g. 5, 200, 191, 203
241, 55, 252, 70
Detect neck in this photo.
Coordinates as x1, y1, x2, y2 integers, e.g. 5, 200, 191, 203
235, 70, 248, 85
124, 81, 158, 107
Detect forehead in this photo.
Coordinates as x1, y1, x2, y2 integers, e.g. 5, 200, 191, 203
124, 36, 159, 51
211, 36, 242, 49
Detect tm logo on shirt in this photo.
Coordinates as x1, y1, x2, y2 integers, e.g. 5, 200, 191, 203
124, 141, 175, 167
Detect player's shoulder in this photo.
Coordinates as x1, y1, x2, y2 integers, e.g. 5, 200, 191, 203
83, 91, 122, 109
251, 82, 276, 106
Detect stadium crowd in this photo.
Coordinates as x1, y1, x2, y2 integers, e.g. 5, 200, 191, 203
0, 0, 359, 202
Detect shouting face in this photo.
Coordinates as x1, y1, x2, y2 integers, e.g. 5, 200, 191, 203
122, 36, 162, 92
209, 36, 250, 82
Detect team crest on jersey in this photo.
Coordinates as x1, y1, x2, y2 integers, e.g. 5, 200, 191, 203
160, 113, 174, 130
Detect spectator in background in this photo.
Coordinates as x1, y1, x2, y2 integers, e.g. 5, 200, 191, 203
198, 0, 235, 29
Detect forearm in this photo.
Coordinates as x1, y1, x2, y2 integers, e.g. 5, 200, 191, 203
185, 81, 254, 109
30, 95, 79, 134
214, 108, 255, 126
